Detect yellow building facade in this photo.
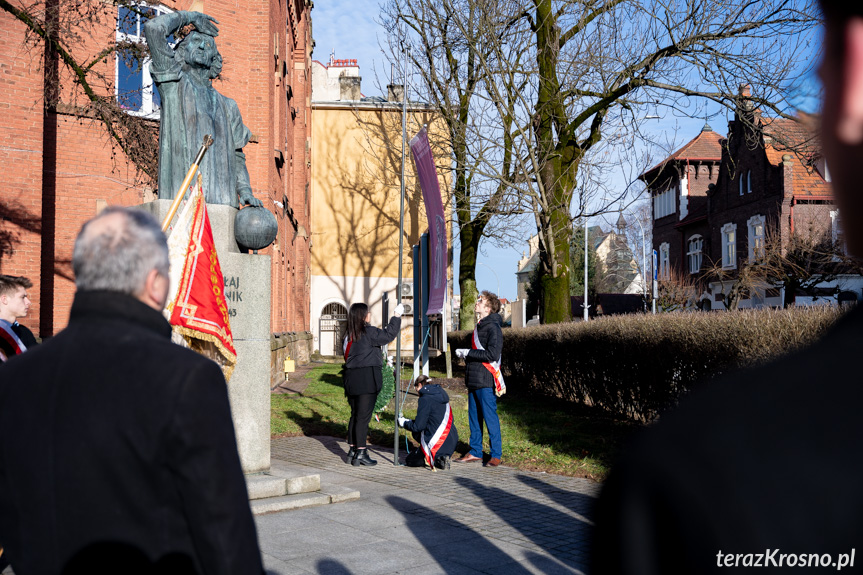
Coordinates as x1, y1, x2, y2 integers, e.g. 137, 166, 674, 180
310, 59, 452, 356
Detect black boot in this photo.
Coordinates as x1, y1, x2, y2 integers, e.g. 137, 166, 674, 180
346, 446, 356, 464
435, 455, 451, 470
352, 448, 377, 466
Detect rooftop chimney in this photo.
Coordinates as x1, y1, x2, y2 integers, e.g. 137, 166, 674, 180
339, 76, 362, 101
387, 84, 404, 103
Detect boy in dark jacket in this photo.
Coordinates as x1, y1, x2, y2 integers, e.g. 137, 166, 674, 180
398, 375, 459, 469
454, 290, 505, 467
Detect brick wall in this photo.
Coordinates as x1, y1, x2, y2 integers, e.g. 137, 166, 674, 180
0, 0, 313, 338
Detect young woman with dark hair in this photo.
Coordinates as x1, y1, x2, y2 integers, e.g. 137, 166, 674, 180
343, 301, 404, 466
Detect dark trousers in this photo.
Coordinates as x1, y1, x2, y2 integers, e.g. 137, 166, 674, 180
347, 393, 376, 449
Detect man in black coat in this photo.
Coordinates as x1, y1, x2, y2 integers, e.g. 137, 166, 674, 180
398, 375, 459, 469
0, 208, 263, 574
591, 3, 863, 572
454, 290, 505, 467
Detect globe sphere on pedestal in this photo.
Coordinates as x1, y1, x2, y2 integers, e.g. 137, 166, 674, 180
234, 206, 278, 251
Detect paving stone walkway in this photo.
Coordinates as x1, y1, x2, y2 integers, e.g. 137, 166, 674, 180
258, 436, 600, 574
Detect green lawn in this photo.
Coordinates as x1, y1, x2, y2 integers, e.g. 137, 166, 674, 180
271, 364, 637, 480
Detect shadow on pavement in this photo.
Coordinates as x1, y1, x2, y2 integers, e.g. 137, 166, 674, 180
455, 476, 593, 567
386, 494, 536, 574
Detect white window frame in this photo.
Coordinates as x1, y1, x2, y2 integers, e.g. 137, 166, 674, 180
659, 242, 670, 280
116, 3, 173, 118
747, 214, 766, 262
722, 223, 737, 269
746, 170, 752, 194
653, 187, 675, 220
687, 235, 703, 275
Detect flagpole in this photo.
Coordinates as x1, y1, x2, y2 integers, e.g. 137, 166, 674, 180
394, 42, 410, 466
161, 134, 214, 232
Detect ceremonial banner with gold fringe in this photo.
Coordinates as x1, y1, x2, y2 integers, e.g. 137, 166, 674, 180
164, 177, 237, 380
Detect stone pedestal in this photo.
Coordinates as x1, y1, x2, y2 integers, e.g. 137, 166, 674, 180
140, 200, 271, 474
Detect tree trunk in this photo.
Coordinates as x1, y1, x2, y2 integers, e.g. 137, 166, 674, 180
532, 0, 579, 323
783, 283, 797, 308
458, 225, 480, 331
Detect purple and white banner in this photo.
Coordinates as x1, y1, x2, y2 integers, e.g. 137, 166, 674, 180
409, 126, 447, 316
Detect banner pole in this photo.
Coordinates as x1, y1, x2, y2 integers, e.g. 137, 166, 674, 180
161, 135, 213, 232
394, 43, 410, 466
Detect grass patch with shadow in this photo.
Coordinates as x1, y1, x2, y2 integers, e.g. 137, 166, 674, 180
272, 364, 637, 480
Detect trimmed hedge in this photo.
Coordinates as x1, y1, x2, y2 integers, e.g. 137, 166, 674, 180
450, 307, 846, 421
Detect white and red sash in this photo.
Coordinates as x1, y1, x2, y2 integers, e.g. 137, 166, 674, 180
0, 322, 25, 361
421, 402, 453, 469
343, 335, 352, 362
472, 325, 506, 397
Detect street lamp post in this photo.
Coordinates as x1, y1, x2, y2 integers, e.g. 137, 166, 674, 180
583, 217, 590, 321
622, 208, 649, 312
477, 262, 500, 297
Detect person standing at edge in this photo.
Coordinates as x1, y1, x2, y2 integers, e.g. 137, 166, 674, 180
0, 208, 263, 574
591, 4, 863, 571
344, 301, 404, 466
0, 275, 37, 361
455, 290, 505, 467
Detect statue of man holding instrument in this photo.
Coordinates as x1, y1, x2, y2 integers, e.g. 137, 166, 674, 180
144, 10, 263, 208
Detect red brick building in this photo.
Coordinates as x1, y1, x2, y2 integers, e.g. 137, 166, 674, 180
640, 123, 724, 282
642, 86, 851, 309
0, 0, 312, 337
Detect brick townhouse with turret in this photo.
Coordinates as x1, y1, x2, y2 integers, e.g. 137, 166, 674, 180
642, 85, 862, 309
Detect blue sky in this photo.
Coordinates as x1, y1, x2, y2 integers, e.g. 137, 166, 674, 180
311, 2, 822, 302
312, 1, 527, 299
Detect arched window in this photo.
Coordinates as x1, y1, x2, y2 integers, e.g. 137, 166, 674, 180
319, 302, 348, 357
722, 223, 737, 269
659, 242, 670, 280
747, 215, 766, 261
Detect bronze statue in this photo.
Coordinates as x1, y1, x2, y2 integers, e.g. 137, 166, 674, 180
144, 11, 263, 209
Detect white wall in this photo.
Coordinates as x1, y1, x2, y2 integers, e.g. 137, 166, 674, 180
310, 274, 417, 355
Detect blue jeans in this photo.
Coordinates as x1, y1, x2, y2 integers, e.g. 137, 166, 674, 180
467, 387, 502, 459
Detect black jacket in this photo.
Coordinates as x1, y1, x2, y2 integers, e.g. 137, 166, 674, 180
465, 313, 503, 391
592, 304, 863, 574
343, 317, 400, 396
0, 322, 36, 360
404, 384, 459, 458
12, 322, 38, 349
344, 316, 401, 370
0, 291, 263, 575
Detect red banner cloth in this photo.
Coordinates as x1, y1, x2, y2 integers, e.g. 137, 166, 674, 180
168, 189, 237, 371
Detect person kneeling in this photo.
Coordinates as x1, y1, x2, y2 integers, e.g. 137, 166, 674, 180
398, 376, 459, 470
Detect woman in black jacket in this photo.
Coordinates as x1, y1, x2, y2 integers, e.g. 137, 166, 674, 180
343, 301, 403, 466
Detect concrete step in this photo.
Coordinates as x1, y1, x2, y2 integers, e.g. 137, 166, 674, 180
246, 470, 320, 500
251, 485, 360, 515
246, 463, 359, 515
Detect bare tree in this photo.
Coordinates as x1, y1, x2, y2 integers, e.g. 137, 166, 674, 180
384, 0, 820, 323
657, 266, 700, 312
380, 0, 537, 330
704, 227, 861, 310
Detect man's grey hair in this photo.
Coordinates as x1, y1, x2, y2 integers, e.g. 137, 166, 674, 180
73, 207, 169, 296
